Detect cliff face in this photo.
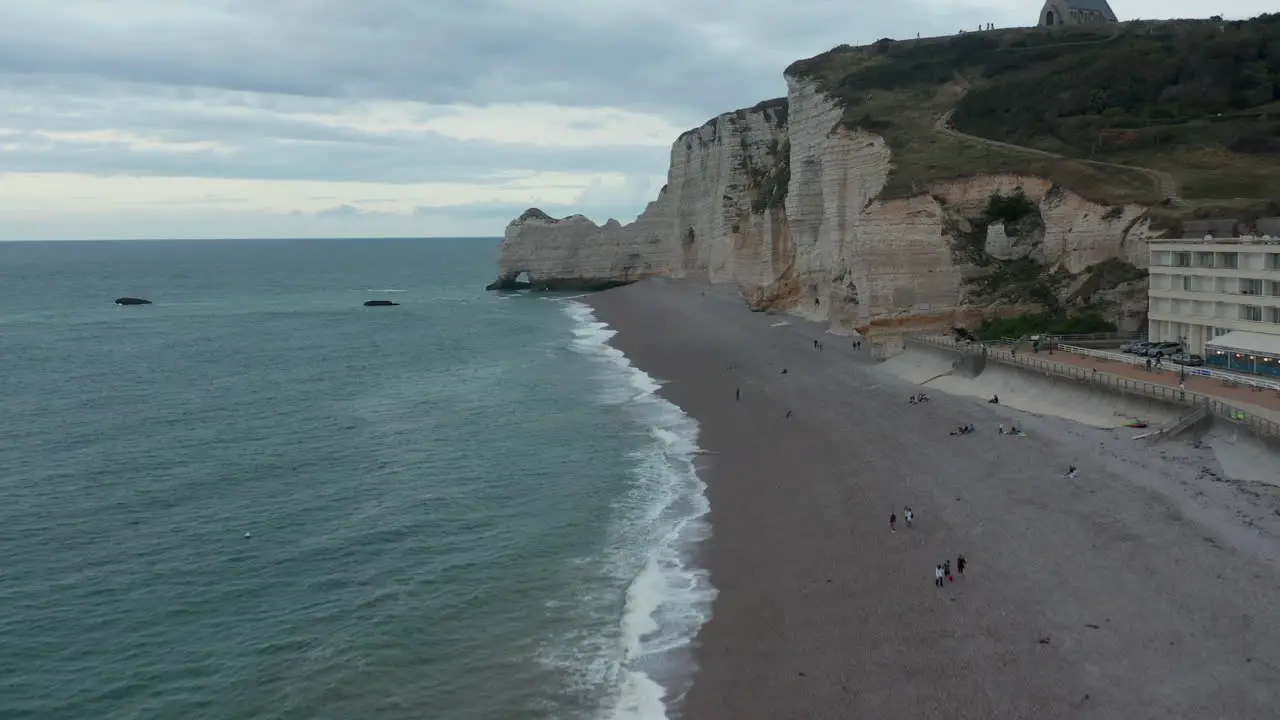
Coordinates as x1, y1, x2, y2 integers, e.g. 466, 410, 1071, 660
490, 79, 1157, 334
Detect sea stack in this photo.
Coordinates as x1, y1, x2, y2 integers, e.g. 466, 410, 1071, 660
114, 297, 152, 305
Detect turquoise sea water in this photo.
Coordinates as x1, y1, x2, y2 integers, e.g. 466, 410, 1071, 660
0, 238, 712, 720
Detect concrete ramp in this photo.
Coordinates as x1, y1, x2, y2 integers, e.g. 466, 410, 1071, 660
1207, 427, 1280, 487
877, 344, 961, 384
925, 359, 1184, 429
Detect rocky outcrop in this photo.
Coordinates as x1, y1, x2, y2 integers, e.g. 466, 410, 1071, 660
363, 300, 400, 307
490, 79, 1161, 335
114, 297, 151, 305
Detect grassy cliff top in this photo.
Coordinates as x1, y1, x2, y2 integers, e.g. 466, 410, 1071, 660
786, 16, 1280, 215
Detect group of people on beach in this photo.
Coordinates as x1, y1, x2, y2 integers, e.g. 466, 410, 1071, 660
934, 556, 966, 587
908, 392, 930, 404
889, 508, 969, 587
889, 507, 914, 531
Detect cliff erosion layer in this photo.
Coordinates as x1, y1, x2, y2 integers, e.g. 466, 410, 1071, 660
489, 76, 1158, 335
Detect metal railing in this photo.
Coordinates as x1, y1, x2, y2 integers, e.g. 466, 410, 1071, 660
904, 335, 1280, 440
1038, 331, 1143, 342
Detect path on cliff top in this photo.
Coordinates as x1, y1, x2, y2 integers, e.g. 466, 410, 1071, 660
934, 84, 1180, 203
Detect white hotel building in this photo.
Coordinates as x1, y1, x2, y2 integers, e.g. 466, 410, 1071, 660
1148, 237, 1280, 378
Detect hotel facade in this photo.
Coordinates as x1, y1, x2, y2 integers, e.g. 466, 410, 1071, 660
1147, 237, 1280, 378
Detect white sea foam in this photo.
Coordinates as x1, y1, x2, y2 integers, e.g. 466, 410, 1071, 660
558, 300, 716, 720
365, 288, 406, 292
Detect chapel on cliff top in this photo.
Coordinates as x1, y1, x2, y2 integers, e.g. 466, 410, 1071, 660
1038, 0, 1118, 26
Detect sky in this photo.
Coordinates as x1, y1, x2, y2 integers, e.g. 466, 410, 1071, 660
0, 0, 1272, 240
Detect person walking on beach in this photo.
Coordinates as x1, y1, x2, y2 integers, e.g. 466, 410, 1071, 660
957, 555, 966, 575
904, 507, 914, 527
889, 512, 897, 532
935, 565, 944, 587
735, 388, 740, 401
944, 559, 953, 583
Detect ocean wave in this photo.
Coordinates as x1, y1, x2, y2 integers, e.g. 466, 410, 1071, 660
365, 288, 406, 292
557, 301, 716, 720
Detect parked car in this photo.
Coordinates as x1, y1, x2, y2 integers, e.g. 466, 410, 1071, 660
1143, 341, 1184, 358
1169, 353, 1205, 366
1122, 341, 1153, 354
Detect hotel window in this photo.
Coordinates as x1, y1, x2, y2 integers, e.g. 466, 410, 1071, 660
1173, 252, 1191, 267
1220, 252, 1239, 269
1241, 278, 1263, 295
1182, 275, 1193, 291
1240, 305, 1263, 322
1213, 327, 1231, 337
1268, 307, 1280, 324
1269, 253, 1280, 270
1196, 252, 1215, 268
1270, 280, 1280, 297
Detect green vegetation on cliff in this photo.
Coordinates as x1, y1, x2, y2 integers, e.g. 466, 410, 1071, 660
976, 311, 1117, 341
786, 15, 1280, 213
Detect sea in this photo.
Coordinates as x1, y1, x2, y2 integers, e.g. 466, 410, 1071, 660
0, 238, 715, 720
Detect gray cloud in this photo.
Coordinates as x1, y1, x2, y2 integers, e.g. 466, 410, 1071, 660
0, 124, 668, 183
0, 0, 1007, 117
0, 0, 1099, 239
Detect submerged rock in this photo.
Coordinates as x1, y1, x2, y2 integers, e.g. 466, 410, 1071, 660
363, 300, 399, 307
114, 297, 152, 305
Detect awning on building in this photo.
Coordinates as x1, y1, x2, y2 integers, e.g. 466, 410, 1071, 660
1205, 330, 1280, 357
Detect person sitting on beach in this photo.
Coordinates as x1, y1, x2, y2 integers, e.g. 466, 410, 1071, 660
998, 424, 1005, 435
918, 393, 930, 402
989, 394, 999, 404
1065, 465, 1078, 478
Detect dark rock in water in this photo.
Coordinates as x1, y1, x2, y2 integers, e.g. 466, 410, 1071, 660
484, 277, 532, 291
363, 300, 399, 307
115, 297, 152, 305
484, 272, 630, 292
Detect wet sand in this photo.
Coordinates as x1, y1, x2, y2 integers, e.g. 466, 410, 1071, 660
585, 277, 1280, 720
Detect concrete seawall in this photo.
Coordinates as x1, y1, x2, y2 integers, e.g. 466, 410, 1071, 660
880, 343, 1185, 429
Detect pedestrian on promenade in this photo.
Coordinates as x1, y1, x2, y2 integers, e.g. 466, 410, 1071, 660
735, 387, 740, 401
904, 507, 914, 527
944, 559, 952, 582
935, 565, 945, 587
889, 512, 897, 532
957, 555, 967, 575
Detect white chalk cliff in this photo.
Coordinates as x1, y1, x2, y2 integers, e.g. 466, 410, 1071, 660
489, 78, 1157, 334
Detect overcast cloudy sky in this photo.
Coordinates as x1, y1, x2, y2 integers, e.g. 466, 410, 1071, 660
0, 0, 1270, 240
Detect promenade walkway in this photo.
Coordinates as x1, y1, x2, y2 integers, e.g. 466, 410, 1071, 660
1017, 344, 1280, 424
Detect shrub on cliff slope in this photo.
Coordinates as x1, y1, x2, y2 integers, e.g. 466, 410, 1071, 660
976, 311, 1116, 341
786, 16, 1280, 209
